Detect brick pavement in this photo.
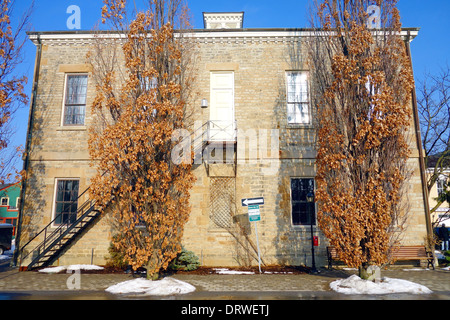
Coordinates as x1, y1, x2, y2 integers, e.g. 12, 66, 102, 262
0, 266, 449, 296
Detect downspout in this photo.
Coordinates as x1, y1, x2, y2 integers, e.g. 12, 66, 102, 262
404, 32, 433, 242
13, 34, 42, 267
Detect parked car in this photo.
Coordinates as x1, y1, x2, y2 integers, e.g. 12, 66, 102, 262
0, 224, 13, 255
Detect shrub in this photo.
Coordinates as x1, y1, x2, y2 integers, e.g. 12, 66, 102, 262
105, 241, 128, 270
169, 248, 200, 271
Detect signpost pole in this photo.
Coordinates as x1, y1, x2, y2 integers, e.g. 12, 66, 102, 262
254, 221, 262, 274
243, 198, 264, 274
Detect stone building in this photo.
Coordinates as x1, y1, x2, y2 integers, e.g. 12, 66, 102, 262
15, 12, 432, 269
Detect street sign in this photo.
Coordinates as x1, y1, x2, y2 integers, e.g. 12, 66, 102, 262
241, 197, 264, 207
246, 204, 262, 273
248, 205, 261, 222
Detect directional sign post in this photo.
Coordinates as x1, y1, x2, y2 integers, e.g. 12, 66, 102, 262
242, 197, 264, 207
248, 205, 261, 222
243, 198, 264, 274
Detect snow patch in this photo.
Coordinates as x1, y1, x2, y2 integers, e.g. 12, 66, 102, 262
213, 268, 255, 275
38, 265, 104, 273
330, 275, 432, 295
105, 277, 196, 296
402, 268, 430, 271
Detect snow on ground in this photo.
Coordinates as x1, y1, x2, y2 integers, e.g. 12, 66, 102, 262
213, 268, 255, 275
330, 275, 433, 295
402, 268, 430, 271
105, 277, 196, 296
38, 265, 104, 273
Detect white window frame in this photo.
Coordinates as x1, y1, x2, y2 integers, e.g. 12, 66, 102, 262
0, 197, 9, 206
61, 73, 88, 126
286, 71, 311, 125
51, 178, 80, 227
437, 174, 448, 196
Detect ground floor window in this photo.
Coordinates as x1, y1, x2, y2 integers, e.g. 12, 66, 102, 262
54, 179, 79, 225
291, 178, 315, 226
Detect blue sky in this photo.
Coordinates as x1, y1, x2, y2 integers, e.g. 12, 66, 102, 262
7, 0, 450, 173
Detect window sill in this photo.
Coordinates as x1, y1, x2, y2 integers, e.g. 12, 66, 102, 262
286, 124, 314, 129
291, 225, 318, 231
57, 126, 87, 131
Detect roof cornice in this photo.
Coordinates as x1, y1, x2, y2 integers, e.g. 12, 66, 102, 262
27, 28, 420, 45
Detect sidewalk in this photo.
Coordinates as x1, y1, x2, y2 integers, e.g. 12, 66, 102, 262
0, 266, 449, 299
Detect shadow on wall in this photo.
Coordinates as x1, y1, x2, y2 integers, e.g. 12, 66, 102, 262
272, 38, 327, 267
19, 58, 64, 259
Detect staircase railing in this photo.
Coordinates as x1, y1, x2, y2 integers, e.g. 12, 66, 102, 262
207, 120, 237, 143
18, 185, 97, 269
18, 121, 238, 269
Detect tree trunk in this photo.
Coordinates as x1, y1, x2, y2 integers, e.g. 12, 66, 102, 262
359, 264, 381, 282
146, 252, 161, 280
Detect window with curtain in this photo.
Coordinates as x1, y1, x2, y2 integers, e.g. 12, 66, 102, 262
286, 71, 310, 125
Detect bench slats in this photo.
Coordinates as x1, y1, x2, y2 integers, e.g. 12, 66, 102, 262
327, 246, 435, 270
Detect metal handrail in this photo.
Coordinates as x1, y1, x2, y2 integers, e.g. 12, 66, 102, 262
18, 182, 97, 268
23, 199, 98, 269
19, 170, 110, 262
207, 120, 237, 142
19, 184, 92, 253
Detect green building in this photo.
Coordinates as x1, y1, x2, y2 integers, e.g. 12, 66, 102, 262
0, 182, 21, 236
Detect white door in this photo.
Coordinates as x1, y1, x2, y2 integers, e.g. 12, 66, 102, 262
210, 71, 235, 142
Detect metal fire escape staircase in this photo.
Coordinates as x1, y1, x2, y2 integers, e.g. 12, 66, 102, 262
18, 187, 101, 270
18, 121, 236, 270
193, 120, 237, 173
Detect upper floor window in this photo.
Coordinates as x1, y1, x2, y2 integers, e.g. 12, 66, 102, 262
286, 71, 310, 125
0, 197, 8, 206
63, 74, 88, 126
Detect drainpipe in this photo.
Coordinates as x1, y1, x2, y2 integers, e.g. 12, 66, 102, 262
13, 34, 42, 267
404, 32, 434, 243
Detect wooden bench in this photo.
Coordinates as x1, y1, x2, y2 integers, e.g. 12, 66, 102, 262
390, 246, 435, 270
327, 246, 435, 270
326, 246, 340, 270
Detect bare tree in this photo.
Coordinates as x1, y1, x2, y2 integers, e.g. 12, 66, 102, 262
0, 0, 33, 183
417, 66, 450, 225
